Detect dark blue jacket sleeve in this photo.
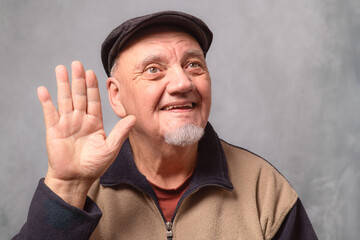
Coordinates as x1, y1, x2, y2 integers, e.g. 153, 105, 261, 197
12, 179, 102, 240
272, 198, 318, 240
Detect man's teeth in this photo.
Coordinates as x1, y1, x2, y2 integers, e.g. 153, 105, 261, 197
163, 103, 193, 110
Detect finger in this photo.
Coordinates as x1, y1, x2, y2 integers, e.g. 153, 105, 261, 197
71, 61, 87, 112
106, 115, 136, 152
85, 70, 102, 119
56, 65, 73, 116
37, 86, 60, 129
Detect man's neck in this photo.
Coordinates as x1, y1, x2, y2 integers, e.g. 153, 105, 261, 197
129, 134, 198, 189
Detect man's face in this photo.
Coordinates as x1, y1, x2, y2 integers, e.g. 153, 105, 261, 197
112, 29, 211, 143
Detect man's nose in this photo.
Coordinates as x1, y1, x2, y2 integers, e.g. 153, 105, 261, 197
166, 67, 195, 95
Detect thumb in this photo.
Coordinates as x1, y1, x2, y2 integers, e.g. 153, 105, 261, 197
106, 115, 136, 152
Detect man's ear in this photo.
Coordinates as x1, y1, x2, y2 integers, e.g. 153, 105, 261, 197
107, 77, 127, 118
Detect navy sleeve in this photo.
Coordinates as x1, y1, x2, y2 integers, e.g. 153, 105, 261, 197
272, 198, 318, 240
12, 179, 102, 240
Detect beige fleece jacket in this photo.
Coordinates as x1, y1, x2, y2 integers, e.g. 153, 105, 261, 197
88, 141, 298, 240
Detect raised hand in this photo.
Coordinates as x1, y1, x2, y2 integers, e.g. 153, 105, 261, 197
37, 61, 135, 208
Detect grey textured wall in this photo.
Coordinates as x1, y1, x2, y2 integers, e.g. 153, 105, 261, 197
1, 0, 359, 239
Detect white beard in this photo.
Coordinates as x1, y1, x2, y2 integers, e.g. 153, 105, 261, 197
164, 124, 205, 147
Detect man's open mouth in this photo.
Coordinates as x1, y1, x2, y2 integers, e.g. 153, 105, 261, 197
161, 103, 196, 111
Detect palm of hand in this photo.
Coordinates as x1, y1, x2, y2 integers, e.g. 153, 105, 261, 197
46, 111, 111, 181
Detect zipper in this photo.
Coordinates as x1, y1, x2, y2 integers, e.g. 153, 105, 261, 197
165, 222, 173, 238
139, 186, 175, 240
142, 188, 174, 239
114, 184, 176, 239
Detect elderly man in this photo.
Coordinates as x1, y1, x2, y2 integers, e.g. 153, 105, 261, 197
14, 11, 317, 239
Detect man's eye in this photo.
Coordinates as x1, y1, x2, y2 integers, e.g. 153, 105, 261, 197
186, 62, 205, 75
146, 67, 159, 73
188, 63, 200, 68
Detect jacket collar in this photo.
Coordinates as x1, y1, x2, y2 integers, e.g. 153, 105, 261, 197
100, 122, 233, 195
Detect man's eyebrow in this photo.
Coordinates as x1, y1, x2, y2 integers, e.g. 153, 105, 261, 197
181, 49, 206, 62
136, 55, 167, 70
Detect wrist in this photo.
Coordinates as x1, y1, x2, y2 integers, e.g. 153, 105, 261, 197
44, 175, 94, 209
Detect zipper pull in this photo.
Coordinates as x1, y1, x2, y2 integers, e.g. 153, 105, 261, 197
165, 222, 173, 238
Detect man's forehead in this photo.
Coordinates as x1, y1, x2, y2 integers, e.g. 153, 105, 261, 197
130, 49, 205, 69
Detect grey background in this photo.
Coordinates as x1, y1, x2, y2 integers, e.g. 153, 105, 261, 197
1, 0, 359, 239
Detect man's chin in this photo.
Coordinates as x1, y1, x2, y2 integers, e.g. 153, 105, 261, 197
164, 123, 205, 147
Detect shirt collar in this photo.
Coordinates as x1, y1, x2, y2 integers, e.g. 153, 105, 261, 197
100, 122, 233, 193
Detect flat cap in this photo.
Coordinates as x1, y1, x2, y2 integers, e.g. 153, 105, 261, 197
101, 10, 213, 77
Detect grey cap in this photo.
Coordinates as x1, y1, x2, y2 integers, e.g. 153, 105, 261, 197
101, 11, 213, 77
